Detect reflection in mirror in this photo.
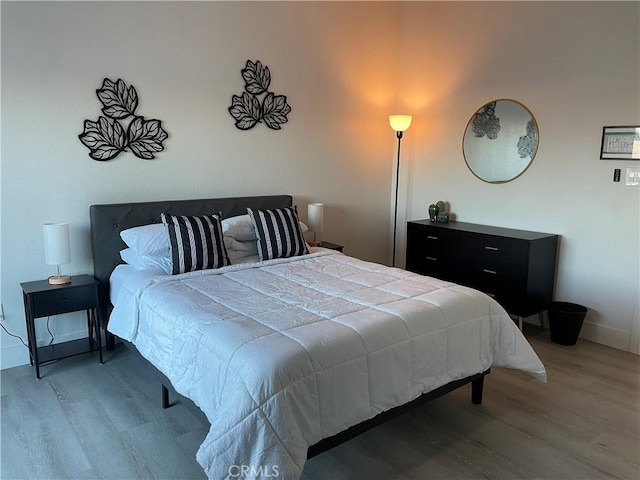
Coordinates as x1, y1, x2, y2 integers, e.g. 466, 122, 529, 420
463, 99, 538, 183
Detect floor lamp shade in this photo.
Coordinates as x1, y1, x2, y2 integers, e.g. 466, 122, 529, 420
43, 223, 71, 284
389, 115, 413, 133
307, 203, 324, 246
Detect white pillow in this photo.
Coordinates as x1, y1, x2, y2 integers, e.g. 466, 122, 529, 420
120, 223, 169, 255
227, 249, 253, 261
222, 214, 257, 241
222, 214, 308, 242
120, 248, 171, 274
224, 236, 250, 252
225, 236, 258, 257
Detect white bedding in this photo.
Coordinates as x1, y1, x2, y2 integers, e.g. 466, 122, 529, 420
108, 250, 546, 480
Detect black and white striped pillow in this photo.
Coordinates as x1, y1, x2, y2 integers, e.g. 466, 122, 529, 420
247, 206, 309, 261
161, 213, 230, 274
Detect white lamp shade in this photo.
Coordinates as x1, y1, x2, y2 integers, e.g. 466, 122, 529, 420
307, 203, 324, 233
43, 223, 70, 266
389, 115, 413, 132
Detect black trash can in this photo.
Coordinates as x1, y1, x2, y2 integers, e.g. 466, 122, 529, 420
548, 302, 588, 346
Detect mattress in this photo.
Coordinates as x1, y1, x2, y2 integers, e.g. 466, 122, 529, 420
108, 250, 546, 480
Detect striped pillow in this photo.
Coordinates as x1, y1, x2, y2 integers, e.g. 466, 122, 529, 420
247, 206, 309, 261
161, 213, 230, 274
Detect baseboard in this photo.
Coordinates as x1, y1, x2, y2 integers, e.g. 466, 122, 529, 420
0, 341, 30, 370
579, 320, 634, 353
1, 329, 96, 370
521, 315, 636, 354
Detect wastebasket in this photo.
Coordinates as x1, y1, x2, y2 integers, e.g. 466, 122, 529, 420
548, 301, 588, 346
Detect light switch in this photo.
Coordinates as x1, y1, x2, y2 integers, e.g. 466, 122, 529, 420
625, 167, 640, 186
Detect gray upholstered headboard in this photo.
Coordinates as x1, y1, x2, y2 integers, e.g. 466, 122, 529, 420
90, 195, 293, 334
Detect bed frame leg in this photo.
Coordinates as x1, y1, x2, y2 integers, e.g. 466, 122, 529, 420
162, 384, 170, 409
471, 375, 485, 404
105, 331, 116, 351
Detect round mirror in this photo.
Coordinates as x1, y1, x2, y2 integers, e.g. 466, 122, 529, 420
462, 99, 538, 183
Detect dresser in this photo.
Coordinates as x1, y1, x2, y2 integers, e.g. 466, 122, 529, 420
406, 220, 559, 330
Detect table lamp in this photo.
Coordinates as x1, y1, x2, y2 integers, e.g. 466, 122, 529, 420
43, 223, 71, 284
307, 203, 324, 247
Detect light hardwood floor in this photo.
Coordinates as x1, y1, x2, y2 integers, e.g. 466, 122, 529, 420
1, 327, 638, 480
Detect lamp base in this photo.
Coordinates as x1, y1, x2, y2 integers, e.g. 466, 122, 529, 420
48, 275, 71, 285
308, 240, 322, 247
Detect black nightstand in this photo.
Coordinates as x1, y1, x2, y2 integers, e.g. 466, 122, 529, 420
319, 241, 344, 252
21, 274, 103, 379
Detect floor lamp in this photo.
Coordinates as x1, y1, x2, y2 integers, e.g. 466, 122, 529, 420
389, 115, 412, 267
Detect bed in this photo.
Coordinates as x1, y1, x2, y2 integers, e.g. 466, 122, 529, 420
90, 194, 546, 480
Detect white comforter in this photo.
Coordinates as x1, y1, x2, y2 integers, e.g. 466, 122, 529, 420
108, 251, 546, 480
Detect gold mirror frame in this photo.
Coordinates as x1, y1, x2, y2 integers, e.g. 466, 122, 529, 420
462, 99, 539, 183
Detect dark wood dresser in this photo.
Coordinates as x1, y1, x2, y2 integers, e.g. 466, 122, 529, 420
406, 220, 559, 329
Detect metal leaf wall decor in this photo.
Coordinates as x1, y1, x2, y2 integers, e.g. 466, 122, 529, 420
229, 60, 291, 130
79, 78, 168, 161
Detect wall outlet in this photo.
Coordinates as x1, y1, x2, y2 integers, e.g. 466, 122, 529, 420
625, 167, 640, 186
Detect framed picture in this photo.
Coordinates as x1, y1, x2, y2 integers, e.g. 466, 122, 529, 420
600, 126, 640, 160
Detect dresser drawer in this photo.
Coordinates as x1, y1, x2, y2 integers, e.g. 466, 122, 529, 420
462, 257, 527, 285
32, 285, 97, 318
458, 270, 525, 313
460, 233, 528, 268
464, 267, 523, 293
406, 223, 455, 277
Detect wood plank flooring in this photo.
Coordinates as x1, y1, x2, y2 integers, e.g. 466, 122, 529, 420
2, 327, 638, 479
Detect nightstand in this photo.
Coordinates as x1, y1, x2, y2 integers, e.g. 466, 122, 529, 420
21, 274, 103, 379
319, 241, 344, 252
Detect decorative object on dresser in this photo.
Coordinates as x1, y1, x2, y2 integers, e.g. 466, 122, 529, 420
406, 220, 558, 331
389, 114, 413, 267
428, 204, 438, 222
307, 203, 324, 246
428, 200, 450, 223
43, 223, 71, 285
463, 99, 538, 183
21, 275, 103, 379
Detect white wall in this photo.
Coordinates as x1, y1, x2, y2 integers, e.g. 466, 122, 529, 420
0, 1, 399, 368
395, 1, 640, 351
1, 1, 638, 369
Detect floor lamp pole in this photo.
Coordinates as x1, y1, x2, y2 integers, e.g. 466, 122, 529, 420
392, 130, 403, 267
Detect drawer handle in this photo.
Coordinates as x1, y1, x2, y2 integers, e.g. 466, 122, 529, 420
425, 256, 438, 261
484, 246, 499, 251
61, 297, 69, 303
483, 269, 497, 275
427, 235, 439, 240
